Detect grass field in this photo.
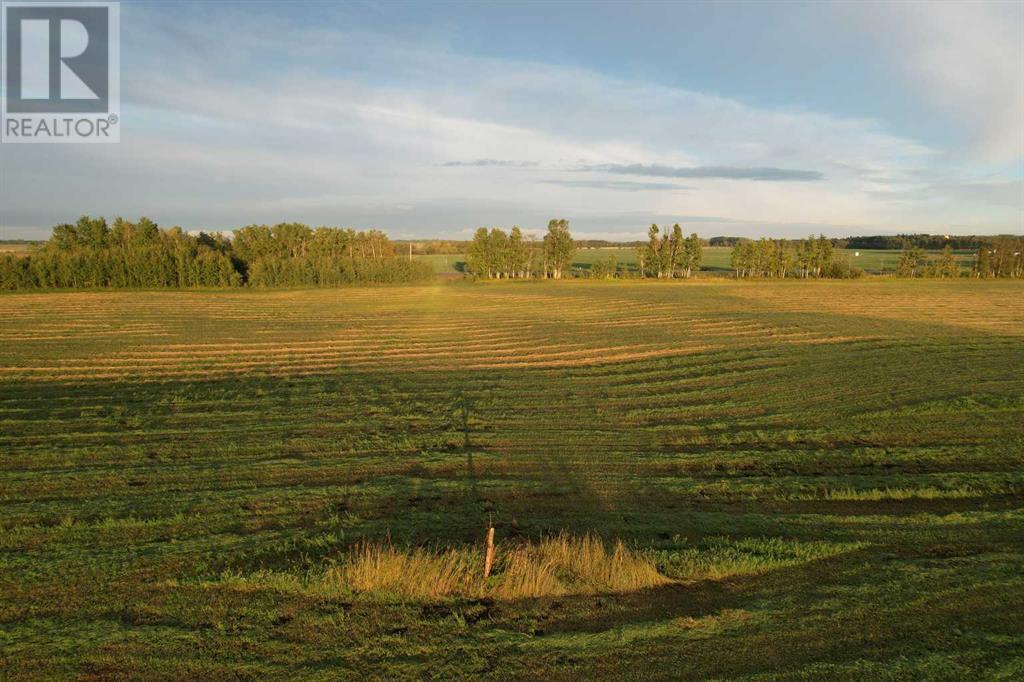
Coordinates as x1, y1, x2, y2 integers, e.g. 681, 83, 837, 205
415, 254, 468, 274
418, 247, 977, 276
0, 244, 34, 256
2, 280, 1023, 678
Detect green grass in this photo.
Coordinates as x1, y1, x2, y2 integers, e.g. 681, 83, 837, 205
1, 280, 1022, 678
413, 253, 467, 274
839, 248, 976, 273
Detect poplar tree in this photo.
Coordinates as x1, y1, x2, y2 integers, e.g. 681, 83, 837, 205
670, 224, 684, 277
815, 235, 834, 277
897, 242, 924, 278
488, 228, 509, 278
938, 245, 959, 278
509, 226, 528, 278
683, 232, 702, 278
646, 224, 661, 278
543, 219, 575, 279
467, 228, 491, 278
635, 245, 647, 279
975, 247, 991, 278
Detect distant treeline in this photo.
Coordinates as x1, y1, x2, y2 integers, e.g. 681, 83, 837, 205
708, 234, 1021, 251
575, 239, 647, 249
708, 236, 747, 247
0, 217, 433, 290
972, 239, 1023, 278
843, 234, 1019, 250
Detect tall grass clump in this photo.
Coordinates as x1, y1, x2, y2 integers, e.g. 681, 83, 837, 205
327, 533, 667, 601
331, 541, 483, 599
493, 532, 667, 598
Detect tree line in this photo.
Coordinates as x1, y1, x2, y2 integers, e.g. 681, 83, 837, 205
0, 217, 433, 290
729, 235, 863, 278
894, 238, 1023, 278
895, 244, 958, 278
466, 221, 704, 280
714, 233, 1018, 252
637, 224, 703, 278
726, 236, 1022, 279
972, 238, 1024, 278
845, 233, 1016, 251
3, 217, 1019, 289
466, 219, 575, 279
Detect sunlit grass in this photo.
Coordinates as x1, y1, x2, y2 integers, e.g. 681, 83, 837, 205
330, 533, 668, 600
655, 536, 867, 581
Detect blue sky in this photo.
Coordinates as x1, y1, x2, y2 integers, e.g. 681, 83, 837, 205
2, 0, 1022, 239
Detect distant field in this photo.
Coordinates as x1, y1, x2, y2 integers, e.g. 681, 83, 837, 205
0, 243, 34, 256
2, 280, 1022, 678
419, 246, 977, 275
415, 253, 467, 273
841, 248, 975, 272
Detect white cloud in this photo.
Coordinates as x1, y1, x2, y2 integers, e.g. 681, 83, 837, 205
838, 0, 1024, 164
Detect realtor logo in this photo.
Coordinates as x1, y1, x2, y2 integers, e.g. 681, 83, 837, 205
2, 1, 120, 142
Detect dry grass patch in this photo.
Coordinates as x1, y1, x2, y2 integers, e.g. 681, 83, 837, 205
327, 533, 668, 600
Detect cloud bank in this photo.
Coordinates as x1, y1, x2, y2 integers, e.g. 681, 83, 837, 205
441, 159, 540, 167
581, 164, 824, 182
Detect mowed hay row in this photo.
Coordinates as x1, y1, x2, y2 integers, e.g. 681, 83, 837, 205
725, 280, 1024, 334
1, 281, 1024, 678
0, 293, 768, 379
0, 281, 964, 381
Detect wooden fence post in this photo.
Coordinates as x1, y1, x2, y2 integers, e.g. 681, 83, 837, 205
483, 526, 496, 578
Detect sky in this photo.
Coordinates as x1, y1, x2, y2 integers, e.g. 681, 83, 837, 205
1, 0, 1022, 240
